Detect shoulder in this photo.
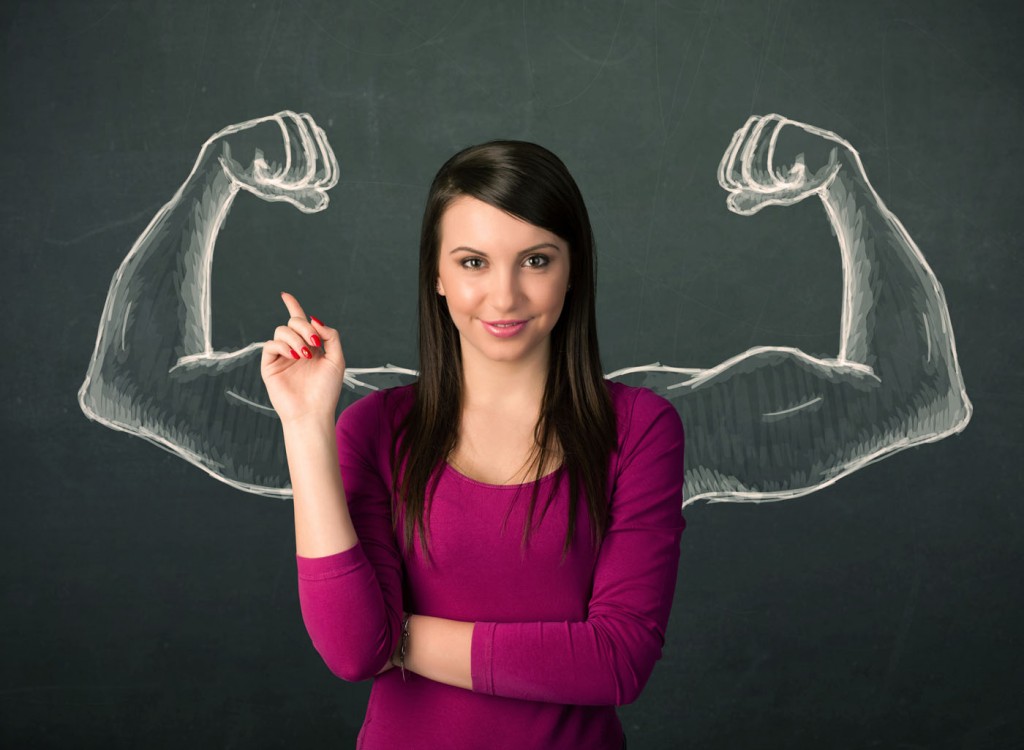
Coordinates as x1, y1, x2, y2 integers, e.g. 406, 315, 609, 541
605, 380, 684, 459
337, 383, 417, 435
604, 381, 686, 525
605, 380, 681, 432
335, 384, 417, 469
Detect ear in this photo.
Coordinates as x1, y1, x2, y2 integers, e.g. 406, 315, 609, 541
436, 278, 446, 296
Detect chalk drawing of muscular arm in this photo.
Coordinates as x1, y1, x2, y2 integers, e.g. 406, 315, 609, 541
616, 114, 972, 505
79, 112, 971, 503
78, 111, 416, 496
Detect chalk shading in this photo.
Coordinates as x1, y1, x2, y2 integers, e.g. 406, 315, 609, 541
78, 110, 417, 497
79, 112, 971, 506
614, 114, 971, 506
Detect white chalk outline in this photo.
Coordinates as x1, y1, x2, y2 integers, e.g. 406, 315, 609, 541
78, 111, 971, 507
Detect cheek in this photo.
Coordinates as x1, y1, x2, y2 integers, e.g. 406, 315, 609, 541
445, 281, 483, 313
546, 283, 570, 309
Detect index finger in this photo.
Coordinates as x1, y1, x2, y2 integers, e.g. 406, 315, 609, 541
280, 291, 308, 321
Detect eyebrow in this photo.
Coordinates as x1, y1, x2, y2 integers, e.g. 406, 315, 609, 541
448, 243, 562, 256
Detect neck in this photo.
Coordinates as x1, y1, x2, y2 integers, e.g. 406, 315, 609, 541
458, 342, 550, 414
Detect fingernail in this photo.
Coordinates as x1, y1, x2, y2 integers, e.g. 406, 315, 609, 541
311, 334, 322, 347
289, 349, 300, 360
310, 315, 324, 326
301, 347, 312, 359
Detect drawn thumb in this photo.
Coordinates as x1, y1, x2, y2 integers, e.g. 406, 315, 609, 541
290, 188, 331, 214
726, 191, 777, 216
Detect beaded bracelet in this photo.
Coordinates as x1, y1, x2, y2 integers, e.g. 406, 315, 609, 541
399, 615, 411, 682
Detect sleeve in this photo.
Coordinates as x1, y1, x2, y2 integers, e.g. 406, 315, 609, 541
294, 391, 405, 682
471, 388, 686, 706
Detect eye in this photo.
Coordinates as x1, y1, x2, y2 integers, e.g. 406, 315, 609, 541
461, 257, 485, 270
524, 255, 550, 268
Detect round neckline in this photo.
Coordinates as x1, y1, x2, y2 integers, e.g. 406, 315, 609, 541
443, 462, 564, 490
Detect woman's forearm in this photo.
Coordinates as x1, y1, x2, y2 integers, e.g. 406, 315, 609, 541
399, 614, 474, 691
293, 396, 407, 682
398, 612, 658, 704
282, 415, 359, 557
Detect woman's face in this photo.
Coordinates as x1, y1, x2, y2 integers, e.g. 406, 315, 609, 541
436, 195, 571, 371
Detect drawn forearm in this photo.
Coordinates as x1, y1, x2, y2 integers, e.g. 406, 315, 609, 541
823, 161, 970, 420
78, 114, 419, 493
97, 152, 235, 380
669, 115, 973, 505
76, 147, 291, 492
675, 170, 972, 502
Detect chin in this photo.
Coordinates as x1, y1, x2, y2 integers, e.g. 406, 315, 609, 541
462, 336, 545, 362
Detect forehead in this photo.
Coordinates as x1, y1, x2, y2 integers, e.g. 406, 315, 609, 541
440, 196, 565, 251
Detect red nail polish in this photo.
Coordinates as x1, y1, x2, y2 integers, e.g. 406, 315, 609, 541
301, 347, 312, 359
311, 334, 322, 347
310, 315, 324, 326
289, 349, 300, 360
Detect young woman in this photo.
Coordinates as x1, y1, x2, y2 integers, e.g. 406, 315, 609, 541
78, 110, 970, 746
260, 141, 686, 749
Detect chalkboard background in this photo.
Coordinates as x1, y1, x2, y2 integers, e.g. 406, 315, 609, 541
3, 1, 1022, 747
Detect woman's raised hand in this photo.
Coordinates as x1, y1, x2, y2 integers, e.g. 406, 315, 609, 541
260, 292, 346, 425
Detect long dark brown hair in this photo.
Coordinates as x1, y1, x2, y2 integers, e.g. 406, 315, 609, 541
390, 140, 617, 564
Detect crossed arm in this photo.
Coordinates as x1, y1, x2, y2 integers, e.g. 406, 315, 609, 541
296, 387, 685, 705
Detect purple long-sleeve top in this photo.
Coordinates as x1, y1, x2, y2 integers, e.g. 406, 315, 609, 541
295, 380, 686, 749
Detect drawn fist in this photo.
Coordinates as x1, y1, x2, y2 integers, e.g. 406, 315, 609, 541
208, 110, 339, 213
718, 114, 854, 216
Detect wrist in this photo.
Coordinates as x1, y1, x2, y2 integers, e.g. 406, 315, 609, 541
187, 143, 238, 195
280, 412, 337, 437
398, 613, 412, 680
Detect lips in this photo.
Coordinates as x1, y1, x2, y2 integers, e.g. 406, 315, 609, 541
481, 319, 528, 337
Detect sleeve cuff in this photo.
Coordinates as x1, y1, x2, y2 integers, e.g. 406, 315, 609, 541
295, 543, 367, 580
471, 621, 497, 695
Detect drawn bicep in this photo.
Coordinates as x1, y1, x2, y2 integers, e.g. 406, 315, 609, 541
156, 346, 292, 492
645, 351, 886, 504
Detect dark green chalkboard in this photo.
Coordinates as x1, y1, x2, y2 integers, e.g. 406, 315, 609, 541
2, 1, 1022, 747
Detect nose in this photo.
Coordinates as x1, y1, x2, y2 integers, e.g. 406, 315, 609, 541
488, 266, 522, 313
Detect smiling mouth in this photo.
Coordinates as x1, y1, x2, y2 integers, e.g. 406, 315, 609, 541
481, 319, 529, 337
